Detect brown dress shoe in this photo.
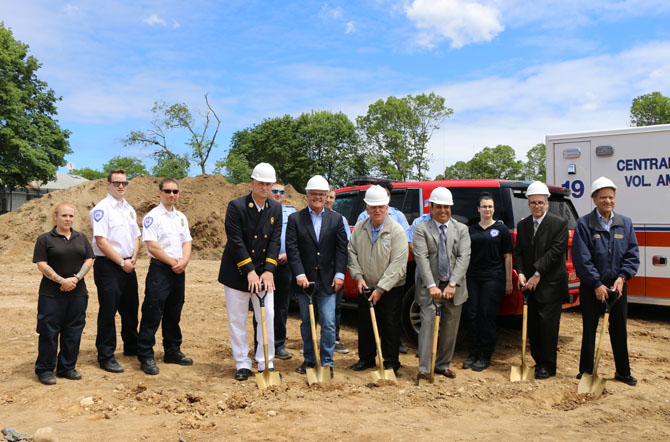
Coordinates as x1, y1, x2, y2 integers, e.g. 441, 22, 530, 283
435, 368, 456, 378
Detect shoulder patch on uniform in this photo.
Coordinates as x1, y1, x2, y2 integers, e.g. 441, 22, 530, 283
490, 229, 500, 237
93, 210, 104, 222
144, 217, 154, 228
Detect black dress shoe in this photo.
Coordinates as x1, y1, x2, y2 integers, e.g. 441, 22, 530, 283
349, 360, 376, 371
615, 373, 638, 386
164, 351, 193, 366
140, 359, 160, 375
472, 358, 491, 372
535, 367, 550, 379
417, 371, 430, 381
398, 345, 409, 354
100, 359, 124, 373
57, 369, 82, 380
462, 354, 477, 369
235, 368, 252, 381
295, 361, 315, 374
37, 372, 57, 385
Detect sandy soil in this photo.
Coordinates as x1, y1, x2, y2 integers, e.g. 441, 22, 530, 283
1, 258, 670, 442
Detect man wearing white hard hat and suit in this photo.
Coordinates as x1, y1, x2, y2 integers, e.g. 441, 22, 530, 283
513, 181, 568, 379
218, 163, 282, 381
412, 187, 471, 380
347, 185, 409, 374
286, 175, 348, 377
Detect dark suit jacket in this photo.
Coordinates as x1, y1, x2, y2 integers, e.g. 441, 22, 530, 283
514, 211, 569, 304
285, 207, 348, 294
218, 193, 282, 291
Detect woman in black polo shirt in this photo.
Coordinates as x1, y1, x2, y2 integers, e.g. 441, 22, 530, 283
463, 193, 513, 372
33, 202, 94, 385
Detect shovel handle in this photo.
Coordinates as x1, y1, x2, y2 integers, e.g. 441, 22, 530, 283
605, 288, 619, 313
253, 283, 267, 306
361, 287, 375, 308
301, 281, 316, 303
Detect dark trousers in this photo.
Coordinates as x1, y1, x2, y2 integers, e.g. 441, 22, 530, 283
273, 263, 293, 351
137, 260, 185, 361
335, 288, 343, 342
357, 285, 403, 370
93, 257, 139, 362
465, 276, 505, 359
35, 295, 88, 374
579, 284, 630, 376
527, 295, 562, 374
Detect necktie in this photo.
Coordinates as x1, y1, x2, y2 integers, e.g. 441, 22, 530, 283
438, 224, 450, 280
533, 219, 539, 237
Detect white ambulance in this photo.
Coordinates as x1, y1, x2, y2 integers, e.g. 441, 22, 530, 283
546, 124, 670, 305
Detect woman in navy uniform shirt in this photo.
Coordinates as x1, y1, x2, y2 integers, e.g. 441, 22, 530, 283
463, 193, 513, 372
33, 202, 94, 385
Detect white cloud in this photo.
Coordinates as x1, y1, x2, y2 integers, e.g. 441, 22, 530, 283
345, 21, 356, 34
319, 4, 344, 20
405, 0, 504, 48
172, 20, 181, 29
143, 14, 167, 27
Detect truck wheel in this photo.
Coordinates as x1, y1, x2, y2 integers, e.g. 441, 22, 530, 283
400, 284, 420, 344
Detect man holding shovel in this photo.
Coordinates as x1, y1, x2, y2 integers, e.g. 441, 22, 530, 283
286, 175, 348, 378
218, 163, 282, 381
413, 187, 471, 381
572, 177, 640, 386
347, 185, 408, 375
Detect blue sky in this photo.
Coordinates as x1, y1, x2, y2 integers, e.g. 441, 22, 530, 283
3, 0, 670, 179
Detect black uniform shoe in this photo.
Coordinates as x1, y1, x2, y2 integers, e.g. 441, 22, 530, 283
349, 360, 376, 371
140, 359, 160, 375
295, 361, 315, 374
235, 368, 252, 381
57, 369, 82, 380
472, 358, 491, 372
100, 359, 124, 373
535, 367, 551, 379
164, 351, 193, 366
37, 372, 57, 385
462, 354, 478, 369
614, 373, 638, 386
398, 345, 409, 354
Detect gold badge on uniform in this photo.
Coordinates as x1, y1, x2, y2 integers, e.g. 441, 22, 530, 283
271, 217, 275, 224
181, 218, 185, 227
129, 212, 134, 219
249, 202, 254, 208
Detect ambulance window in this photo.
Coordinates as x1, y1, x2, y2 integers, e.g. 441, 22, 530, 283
332, 190, 364, 226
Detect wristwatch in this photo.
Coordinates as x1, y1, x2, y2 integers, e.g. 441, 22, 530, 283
120, 259, 126, 268
449, 281, 457, 288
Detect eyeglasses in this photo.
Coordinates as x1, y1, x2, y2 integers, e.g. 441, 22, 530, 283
307, 192, 326, 198
111, 181, 129, 188
271, 189, 285, 195
161, 189, 179, 194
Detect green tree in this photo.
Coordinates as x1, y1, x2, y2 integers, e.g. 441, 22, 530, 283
630, 91, 670, 126
357, 93, 452, 181
151, 151, 190, 179
70, 167, 106, 180
102, 156, 149, 179
0, 23, 71, 188
214, 150, 252, 184
521, 143, 546, 181
437, 161, 475, 180
437, 145, 523, 180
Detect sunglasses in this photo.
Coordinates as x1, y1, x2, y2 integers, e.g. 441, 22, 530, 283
271, 189, 285, 195
161, 189, 179, 194
111, 181, 129, 188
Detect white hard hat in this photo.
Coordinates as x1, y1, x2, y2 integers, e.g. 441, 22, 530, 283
526, 181, 550, 197
429, 187, 454, 205
250, 162, 276, 183
364, 185, 390, 206
591, 176, 617, 197
305, 175, 330, 192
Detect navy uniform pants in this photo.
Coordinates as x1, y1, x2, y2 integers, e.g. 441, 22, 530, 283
93, 257, 139, 362
35, 295, 88, 374
465, 276, 505, 359
137, 259, 185, 361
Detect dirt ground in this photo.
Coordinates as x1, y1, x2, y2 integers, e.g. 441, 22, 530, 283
1, 258, 670, 441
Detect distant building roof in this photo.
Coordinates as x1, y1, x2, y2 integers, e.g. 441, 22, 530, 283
33, 173, 89, 190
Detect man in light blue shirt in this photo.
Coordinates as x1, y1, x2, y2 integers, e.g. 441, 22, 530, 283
356, 181, 410, 239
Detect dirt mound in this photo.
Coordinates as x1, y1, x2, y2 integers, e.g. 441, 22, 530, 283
0, 175, 306, 261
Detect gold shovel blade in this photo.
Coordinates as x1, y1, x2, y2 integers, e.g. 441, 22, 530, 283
255, 371, 282, 390
306, 366, 332, 385
510, 364, 535, 382
371, 367, 397, 384
578, 373, 606, 397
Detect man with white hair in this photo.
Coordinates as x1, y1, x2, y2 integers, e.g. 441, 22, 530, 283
286, 175, 348, 377
514, 181, 568, 380
347, 185, 409, 374
572, 177, 640, 386
218, 163, 282, 381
